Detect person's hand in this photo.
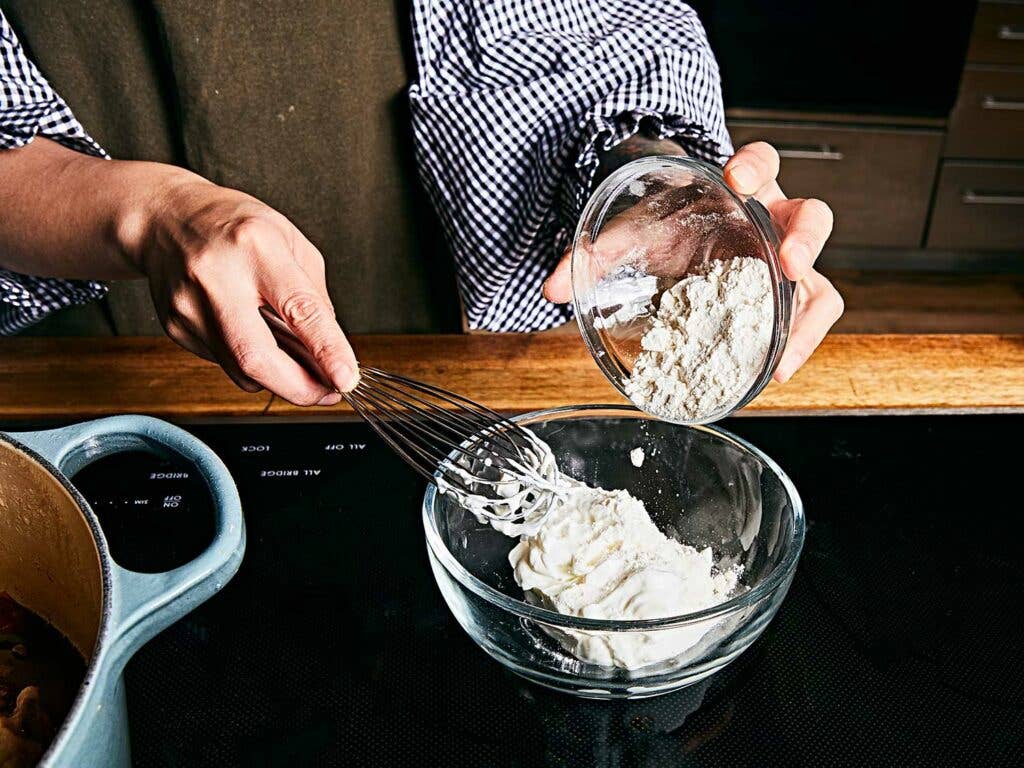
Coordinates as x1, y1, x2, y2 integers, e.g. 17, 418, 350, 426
129, 174, 358, 405
721, 142, 843, 381
542, 142, 843, 382
0, 137, 355, 402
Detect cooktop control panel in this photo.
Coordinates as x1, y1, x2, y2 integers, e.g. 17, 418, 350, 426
73, 425, 378, 573
74, 450, 212, 573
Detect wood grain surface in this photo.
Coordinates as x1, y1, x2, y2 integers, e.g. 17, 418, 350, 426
1, 334, 1021, 422
0, 337, 272, 421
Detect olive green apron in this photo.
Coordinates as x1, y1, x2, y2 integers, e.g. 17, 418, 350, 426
5, 0, 459, 336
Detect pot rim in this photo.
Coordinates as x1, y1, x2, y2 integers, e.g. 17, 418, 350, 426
421, 404, 806, 631
0, 433, 116, 767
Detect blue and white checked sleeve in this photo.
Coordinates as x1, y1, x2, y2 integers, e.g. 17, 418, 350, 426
409, 0, 733, 332
1, 10, 108, 334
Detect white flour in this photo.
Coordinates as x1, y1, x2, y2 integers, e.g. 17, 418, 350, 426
457, 429, 745, 670
508, 480, 742, 670
625, 257, 772, 422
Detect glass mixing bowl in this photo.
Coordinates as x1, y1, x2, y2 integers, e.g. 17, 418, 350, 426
422, 405, 804, 699
571, 157, 795, 424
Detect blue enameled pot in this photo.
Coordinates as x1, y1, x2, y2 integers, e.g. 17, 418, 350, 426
0, 416, 245, 767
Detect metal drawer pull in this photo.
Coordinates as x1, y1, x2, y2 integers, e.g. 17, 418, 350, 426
997, 24, 1024, 41
981, 95, 1024, 111
962, 189, 1024, 205
776, 145, 844, 161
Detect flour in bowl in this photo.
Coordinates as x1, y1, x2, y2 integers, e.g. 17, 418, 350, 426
625, 257, 773, 422
507, 479, 743, 670
461, 438, 745, 670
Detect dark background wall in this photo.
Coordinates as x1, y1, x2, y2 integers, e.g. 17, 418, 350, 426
690, 0, 976, 116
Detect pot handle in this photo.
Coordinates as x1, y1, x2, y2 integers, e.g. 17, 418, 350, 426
8, 416, 245, 662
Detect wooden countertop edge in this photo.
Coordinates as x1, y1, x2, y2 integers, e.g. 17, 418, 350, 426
1, 333, 1021, 422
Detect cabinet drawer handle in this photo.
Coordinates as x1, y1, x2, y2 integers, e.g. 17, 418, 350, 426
776, 145, 844, 161
962, 189, 1024, 205
981, 95, 1024, 111
998, 24, 1024, 41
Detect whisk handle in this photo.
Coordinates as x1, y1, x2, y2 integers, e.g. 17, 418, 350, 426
258, 305, 337, 390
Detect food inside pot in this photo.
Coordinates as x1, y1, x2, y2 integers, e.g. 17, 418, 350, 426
0, 592, 85, 768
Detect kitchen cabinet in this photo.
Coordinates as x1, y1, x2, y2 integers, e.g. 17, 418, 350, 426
946, 67, 1024, 158
966, 0, 1024, 66
728, 121, 942, 248
928, 161, 1024, 250
932, 0, 1024, 251
725, 2, 1023, 253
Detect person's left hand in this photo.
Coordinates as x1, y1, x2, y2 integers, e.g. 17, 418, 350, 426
542, 142, 844, 382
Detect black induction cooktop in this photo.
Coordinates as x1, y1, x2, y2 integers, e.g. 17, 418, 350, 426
57, 415, 1024, 766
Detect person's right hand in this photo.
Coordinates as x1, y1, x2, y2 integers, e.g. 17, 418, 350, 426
128, 174, 358, 405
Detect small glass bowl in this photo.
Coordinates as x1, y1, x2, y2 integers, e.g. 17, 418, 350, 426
423, 406, 805, 699
571, 156, 795, 424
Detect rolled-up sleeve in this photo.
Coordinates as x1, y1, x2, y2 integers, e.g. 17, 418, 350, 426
409, 0, 732, 332
1, 10, 109, 334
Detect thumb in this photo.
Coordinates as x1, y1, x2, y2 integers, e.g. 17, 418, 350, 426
542, 246, 573, 303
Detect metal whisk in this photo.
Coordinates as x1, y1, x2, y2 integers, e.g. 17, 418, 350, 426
347, 368, 564, 523
260, 307, 562, 525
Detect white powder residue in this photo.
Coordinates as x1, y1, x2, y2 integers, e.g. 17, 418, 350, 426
508, 481, 743, 670
453, 425, 743, 670
629, 447, 645, 467
592, 264, 657, 329
625, 257, 772, 422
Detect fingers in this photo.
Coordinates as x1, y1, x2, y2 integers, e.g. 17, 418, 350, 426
276, 228, 359, 393
201, 293, 339, 404
213, 300, 342, 405
164, 316, 224, 366
773, 198, 834, 281
724, 142, 780, 197
727, 144, 833, 280
161, 271, 343, 405
161, 290, 263, 393
543, 246, 573, 303
782, 199, 833, 281
544, 223, 641, 305
166, 321, 214, 364
774, 269, 844, 383
146, 185, 355, 405
257, 260, 359, 393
